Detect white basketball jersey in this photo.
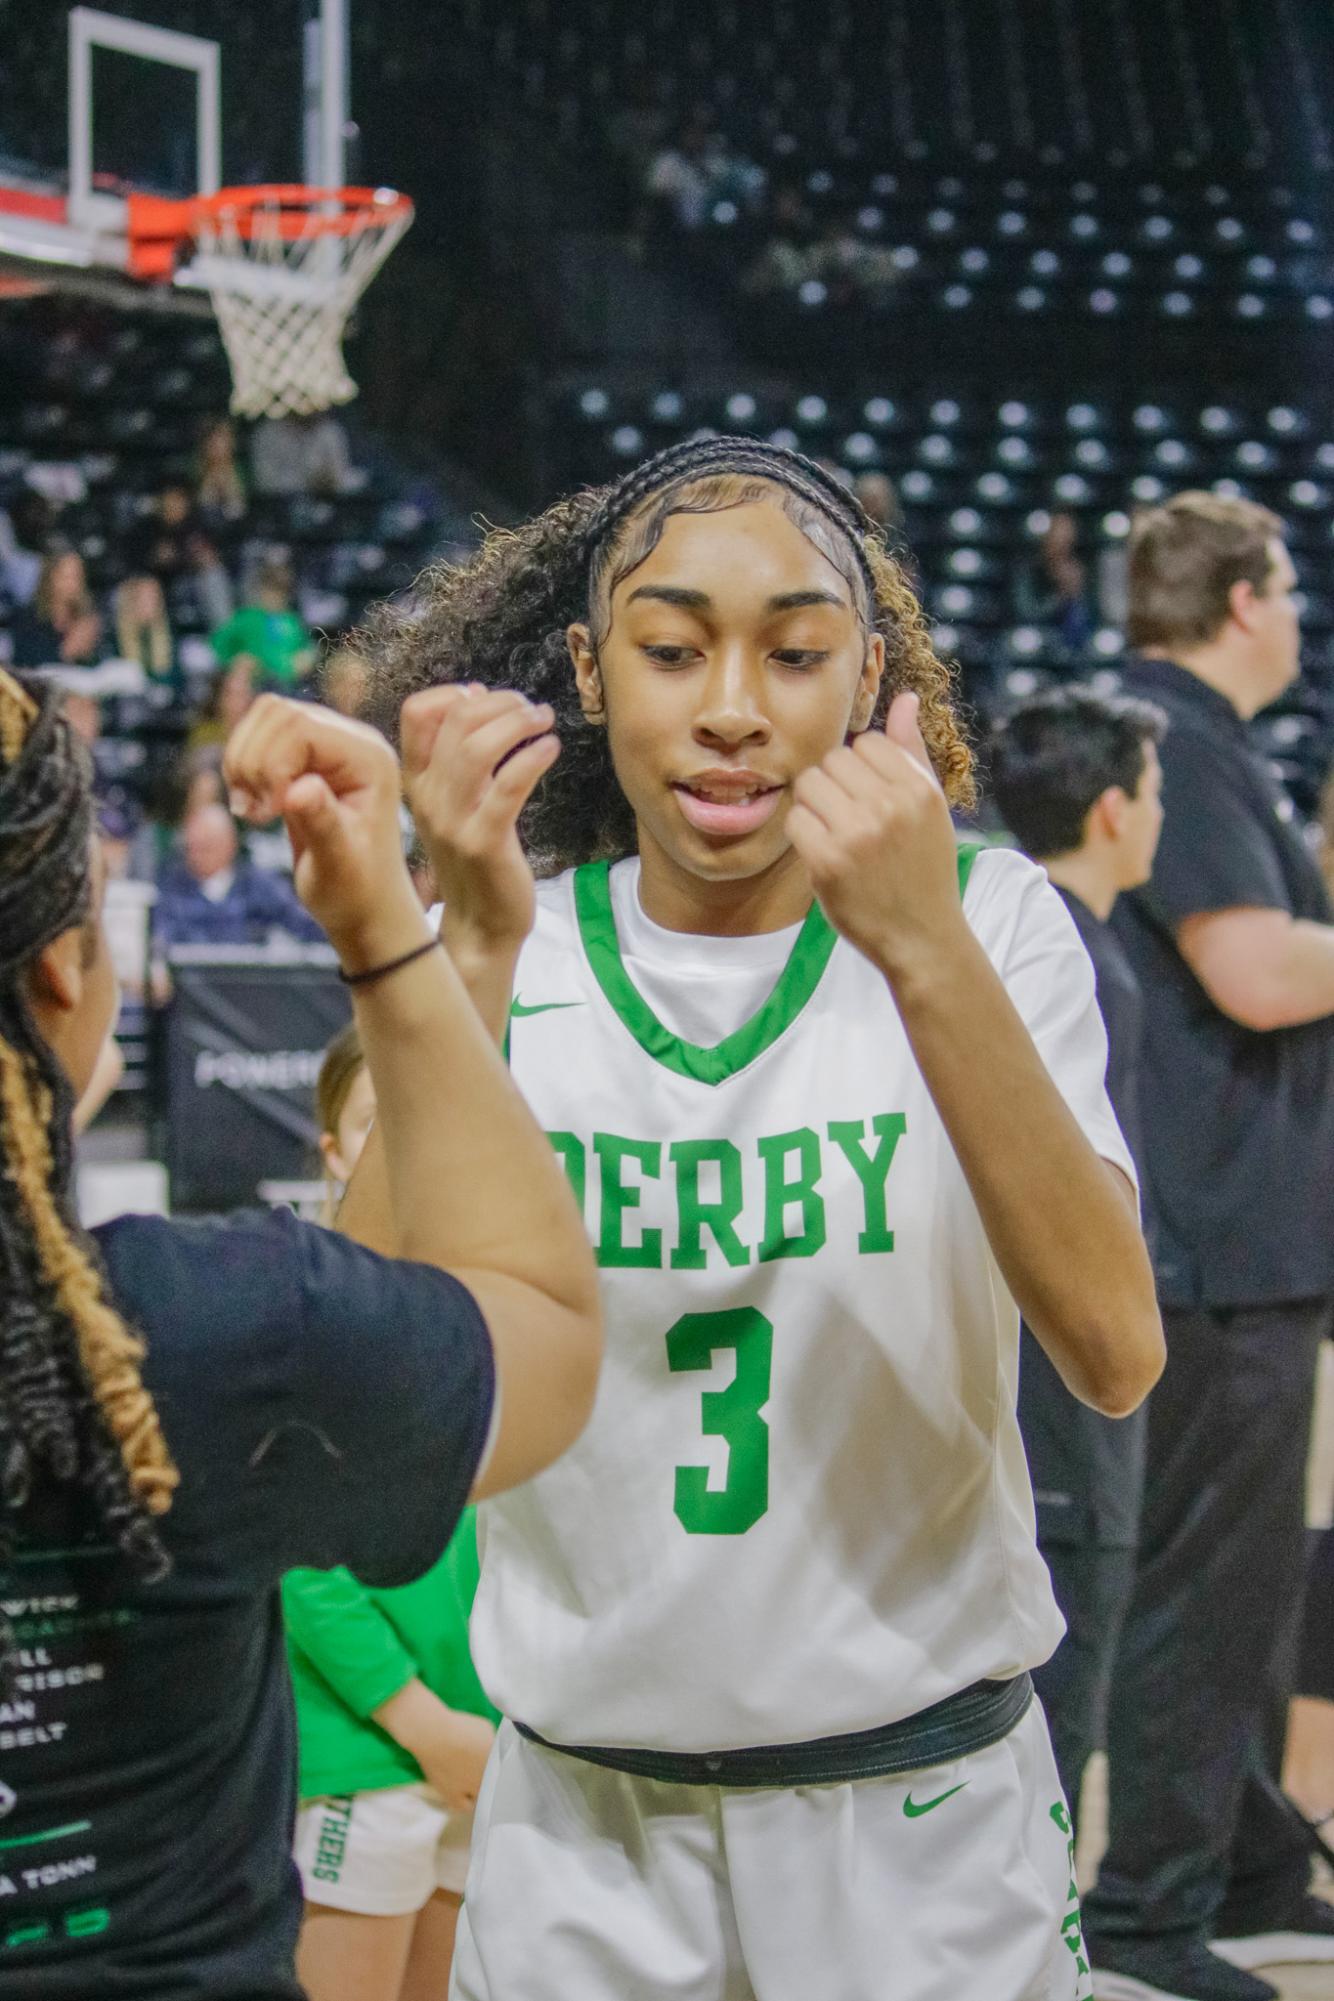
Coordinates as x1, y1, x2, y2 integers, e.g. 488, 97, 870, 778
470, 846, 1134, 1752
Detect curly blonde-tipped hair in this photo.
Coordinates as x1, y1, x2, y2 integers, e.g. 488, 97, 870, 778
359, 452, 973, 873
0, 668, 176, 1677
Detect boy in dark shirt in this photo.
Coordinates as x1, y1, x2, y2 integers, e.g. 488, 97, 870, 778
990, 686, 1166, 1829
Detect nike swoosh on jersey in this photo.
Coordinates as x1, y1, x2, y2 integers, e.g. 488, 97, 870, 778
510, 998, 586, 1018
903, 1783, 968, 1819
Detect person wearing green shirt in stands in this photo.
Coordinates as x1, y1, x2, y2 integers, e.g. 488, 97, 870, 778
211, 555, 316, 688
285, 1024, 500, 2001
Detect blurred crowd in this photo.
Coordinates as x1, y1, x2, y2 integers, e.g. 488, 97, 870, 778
0, 412, 378, 996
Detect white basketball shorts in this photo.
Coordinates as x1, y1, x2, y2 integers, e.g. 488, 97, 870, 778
295, 1781, 474, 1915
450, 1702, 1089, 2001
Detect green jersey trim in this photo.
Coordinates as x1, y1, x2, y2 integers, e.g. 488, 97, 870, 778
569, 845, 983, 1087
572, 860, 837, 1085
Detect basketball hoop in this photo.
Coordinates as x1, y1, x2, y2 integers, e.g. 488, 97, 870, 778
127, 184, 414, 419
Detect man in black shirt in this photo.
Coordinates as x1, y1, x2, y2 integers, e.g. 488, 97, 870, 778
1080, 494, 1334, 2001
990, 686, 1166, 1831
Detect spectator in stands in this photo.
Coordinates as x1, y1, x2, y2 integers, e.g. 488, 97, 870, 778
130, 482, 234, 630
9, 544, 103, 667
98, 800, 158, 1003
113, 573, 176, 686
853, 472, 904, 540
646, 114, 745, 232
989, 686, 1166, 1833
59, 691, 149, 867
188, 527, 236, 629
130, 480, 201, 587
1083, 493, 1334, 2001
98, 796, 156, 894
176, 745, 228, 821
740, 230, 814, 298
1015, 511, 1095, 652
187, 659, 258, 755
740, 185, 817, 297
140, 746, 227, 887
0, 487, 55, 607
322, 644, 371, 718
195, 417, 248, 527
251, 412, 357, 498
97, 801, 139, 885
811, 212, 898, 307
153, 802, 324, 955
211, 557, 316, 690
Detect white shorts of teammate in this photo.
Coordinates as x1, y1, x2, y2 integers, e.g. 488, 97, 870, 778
451, 1704, 1089, 2001
294, 1782, 475, 1915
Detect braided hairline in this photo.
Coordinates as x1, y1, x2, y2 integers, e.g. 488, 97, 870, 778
0, 670, 176, 1681
583, 436, 880, 604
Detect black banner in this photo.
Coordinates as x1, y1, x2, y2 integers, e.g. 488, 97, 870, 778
163, 948, 352, 1211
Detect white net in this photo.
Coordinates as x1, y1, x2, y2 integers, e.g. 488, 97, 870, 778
188, 190, 413, 420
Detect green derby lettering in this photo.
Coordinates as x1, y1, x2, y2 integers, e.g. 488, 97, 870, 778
670, 1139, 750, 1270
757, 1127, 827, 1261
827, 1114, 907, 1253
593, 1133, 663, 1267
554, 1117, 907, 1270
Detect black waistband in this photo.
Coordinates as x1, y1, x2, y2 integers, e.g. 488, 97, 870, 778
514, 1672, 1033, 1789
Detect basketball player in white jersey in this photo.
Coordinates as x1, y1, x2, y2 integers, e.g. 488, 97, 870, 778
347, 438, 1164, 2001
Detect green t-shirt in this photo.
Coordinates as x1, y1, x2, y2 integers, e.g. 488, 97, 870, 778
210, 605, 314, 686
283, 1508, 499, 1801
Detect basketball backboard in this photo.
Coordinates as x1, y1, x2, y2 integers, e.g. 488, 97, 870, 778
68, 8, 221, 238
0, 3, 346, 300
0, 4, 403, 415
0, 7, 220, 292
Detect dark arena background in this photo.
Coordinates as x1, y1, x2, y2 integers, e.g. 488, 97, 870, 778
1, 7, 1334, 1993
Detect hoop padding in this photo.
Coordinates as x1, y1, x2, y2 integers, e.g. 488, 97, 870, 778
129, 186, 414, 419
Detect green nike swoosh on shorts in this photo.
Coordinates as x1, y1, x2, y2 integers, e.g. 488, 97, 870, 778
902, 1783, 968, 1819
509, 998, 585, 1017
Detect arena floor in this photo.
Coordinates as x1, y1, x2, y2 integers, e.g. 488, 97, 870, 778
1079, 1758, 1334, 1998
1273, 1960, 1334, 1997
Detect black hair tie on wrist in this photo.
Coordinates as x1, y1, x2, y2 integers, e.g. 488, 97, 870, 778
338, 936, 442, 989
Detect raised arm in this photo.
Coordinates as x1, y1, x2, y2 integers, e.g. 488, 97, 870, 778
789, 694, 1164, 1418
224, 696, 600, 1497
336, 684, 554, 1256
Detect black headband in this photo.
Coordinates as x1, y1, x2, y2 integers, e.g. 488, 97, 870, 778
582, 435, 880, 603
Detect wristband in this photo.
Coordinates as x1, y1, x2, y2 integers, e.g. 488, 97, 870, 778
338, 936, 442, 989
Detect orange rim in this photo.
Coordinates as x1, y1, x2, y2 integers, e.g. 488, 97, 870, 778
127, 183, 413, 277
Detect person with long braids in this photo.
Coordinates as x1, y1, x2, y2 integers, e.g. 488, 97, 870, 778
0, 668, 600, 1997
343, 437, 1166, 2001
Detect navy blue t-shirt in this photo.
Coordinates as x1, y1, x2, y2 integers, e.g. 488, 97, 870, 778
0, 1208, 494, 1997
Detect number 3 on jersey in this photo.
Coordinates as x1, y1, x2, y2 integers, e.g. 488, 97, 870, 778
667, 1307, 773, 1534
